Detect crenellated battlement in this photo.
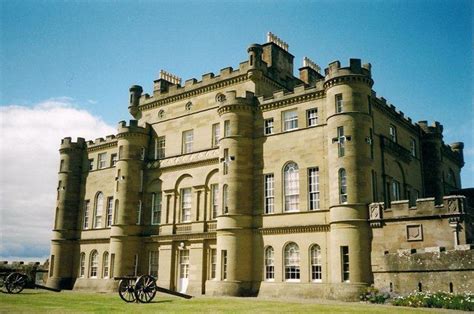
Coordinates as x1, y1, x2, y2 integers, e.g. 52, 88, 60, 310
324, 58, 372, 79
117, 120, 149, 136
257, 83, 325, 111
417, 120, 443, 135
60, 137, 86, 150
86, 135, 117, 151
371, 95, 422, 131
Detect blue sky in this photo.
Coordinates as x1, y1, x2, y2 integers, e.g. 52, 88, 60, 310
0, 0, 472, 260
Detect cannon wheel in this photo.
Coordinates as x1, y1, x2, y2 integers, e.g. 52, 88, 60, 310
134, 275, 157, 303
5, 272, 27, 294
118, 278, 136, 303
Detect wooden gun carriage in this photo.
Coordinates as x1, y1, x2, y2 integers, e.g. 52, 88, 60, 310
0, 268, 59, 294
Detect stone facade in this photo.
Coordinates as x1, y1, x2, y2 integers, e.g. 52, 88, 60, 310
47, 34, 472, 300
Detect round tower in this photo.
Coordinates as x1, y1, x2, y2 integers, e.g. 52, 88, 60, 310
208, 90, 256, 296
109, 120, 149, 277
48, 137, 86, 290
324, 59, 374, 298
128, 85, 143, 119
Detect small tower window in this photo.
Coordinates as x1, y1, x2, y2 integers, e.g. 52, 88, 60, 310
335, 94, 343, 113
339, 168, 347, 204
389, 125, 397, 143
216, 93, 226, 103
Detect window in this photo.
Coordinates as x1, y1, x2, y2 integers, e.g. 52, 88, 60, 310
212, 123, 220, 147
284, 243, 300, 281
83, 201, 90, 229
106, 197, 113, 227
79, 253, 85, 278
372, 171, 378, 202
115, 169, 120, 192
389, 124, 397, 142
341, 246, 349, 282
149, 251, 159, 278
103, 252, 109, 278
90, 251, 99, 278
306, 108, 318, 126
113, 200, 119, 225
110, 254, 115, 278
179, 249, 190, 280
181, 188, 192, 222
155, 136, 166, 159
59, 159, 64, 171
308, 167, 320, 210
392, 180, 401, 201
210, 249, 217, 279
151, 193, 162, 225
140, 147, 146, 160
224, 120, 231, 137
264, 246, 275, 280
118, 146, 123, 159
97, 153, 106, 169
311, 245, 322, 282
182, 130, 193, 154
136, 201, 142, 225
133, 255, 138, 277
57, 181, 61, 200
223, 148, 229, 175
223, 184, 229, 214
335, 94, 343, 113
111, 154, 118, 166
337, 126, 345, 157
264, 118, 274, 135
221, 250, 227, 280
264, 174, 275, 214
94, 193, 104, 228
410, 138, 416, 157
211, 184, 219, 219
283, 109, 298, 131
284, 162, 299, 212
49, 255, 55, 277
339, 168, 347, 204
88, 159, 94, 171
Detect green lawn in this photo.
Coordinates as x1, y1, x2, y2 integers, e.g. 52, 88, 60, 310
0, 289, 453, 313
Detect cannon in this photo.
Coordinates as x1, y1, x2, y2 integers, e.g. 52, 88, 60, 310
0, 268, 60, 294
115, 275, 192, 303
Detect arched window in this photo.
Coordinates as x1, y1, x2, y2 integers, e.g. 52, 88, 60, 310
284, 242, 300, 281
339, 169, 347, 204
310, 245, 322, 282
90, 250, 99, 278
102, 252, 109, 278
94, 193, 104, 228
223, 184, 229, 214
264, 246, 275, 281
284, 162, 299, 212
79, 252, 85, 278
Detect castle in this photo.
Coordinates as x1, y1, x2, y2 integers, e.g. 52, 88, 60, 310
47, 33, 473, 300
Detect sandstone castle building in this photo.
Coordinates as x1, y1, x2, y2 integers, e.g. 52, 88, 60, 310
48, 33, 473, 300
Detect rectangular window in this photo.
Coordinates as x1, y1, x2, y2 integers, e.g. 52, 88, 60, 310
97, 153, 107, 169
103, 253, 109, 278
88, 159, 94, 171
224, 120, 231, 137
149, 251, 159, 278
283, 109, 298, 131
210, 249, 217, 279
111, 154, 118, 166
389, 124, 397, 143
155, 136, 166, 159
49, 255, 54, 277
211, 184, 219, 219
335, 94, 343, 113
264, 174, 275, 214
341, 246, 349, 282
308, 167, 320, 210
223, 148, 229, 175
410, 138, 417, 157
392, 180, 401, 201
221, 250, 227, 280
337, 127, 345, 157
83, 201, 90, 229
264, 118, 274, 135
182, 130, 193, 154
106, 197, 113, 227
223, 185, 229, 214
151, 193, 162, 225
371, 171, 377, 202
79, 254, 85, 277
306, 108, 318, 127
181, 188, 192, 222
59, 160, 64, 171
110, 254, 115, 278
136, 201, 142, 225
212, 123, 220, 148
140, 147, 146, 160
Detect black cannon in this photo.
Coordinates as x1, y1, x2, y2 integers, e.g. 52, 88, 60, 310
115, 275, 192, 303
0, 271, 28, 294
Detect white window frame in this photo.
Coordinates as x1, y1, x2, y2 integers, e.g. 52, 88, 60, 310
222, 184, 229, 214
106, 197, 113, 227
149, 251, 159, 278
89, 251, 99, 278
155, 136, 166, 159
283, 109, 298, 131
339, 168, 348, 204
341, 246, 349, 282
284, 243, 300, 282
98, 153, 107, 169
102, 252, 109, 278
151, 192, 162, 225
306, 108, 318, 127
83, 200, 90, 229
308, 167, 320, 210
264, 118, 274, 135
210, 249, 217, 279
94, 193, 104, 229
221, 250, 228, 280
392, 180, 401, 201
410, 138, 416, 157
211, 184, 219, 219
337, 126, 345, 157
284, 162, 299, 212
264, 174, 274, 214
212, 123, 220, 148
310, 245, 322, 282
335, 94, 343, 113
224, 120, 231, 137
79, 252, 85, 278
182, 130, 193, 154
181, 188, 192, 222
389, 124, 397, 143
264, 246, 275, 281
111, 154, 118, 166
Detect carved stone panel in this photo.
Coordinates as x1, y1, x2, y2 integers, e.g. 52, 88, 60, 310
406, 224, 423, 241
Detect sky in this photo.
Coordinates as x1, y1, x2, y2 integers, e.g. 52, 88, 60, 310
0, 0, 472, 261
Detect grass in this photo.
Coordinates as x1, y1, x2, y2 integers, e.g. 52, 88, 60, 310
0, 289, 454, 313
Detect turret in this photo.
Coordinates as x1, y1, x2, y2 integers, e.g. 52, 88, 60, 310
450, 142, 465, 167
128, 85, 143, 118
47, 137, 86, 290
418, 121, 444, 204
324, 59, 374, 297
207, 90, 256, 296
109, 120, 149, 277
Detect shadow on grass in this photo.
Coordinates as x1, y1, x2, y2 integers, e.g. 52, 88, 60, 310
149, 300, 173, 304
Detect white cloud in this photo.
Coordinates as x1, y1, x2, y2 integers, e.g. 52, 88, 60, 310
0, 98, 115, 261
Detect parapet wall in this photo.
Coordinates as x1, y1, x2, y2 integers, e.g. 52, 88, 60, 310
60, 137, 86, 150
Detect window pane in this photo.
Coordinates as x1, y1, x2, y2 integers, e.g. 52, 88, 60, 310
283, 110, 298, 131
181, 188, 192, 222
284, 163, 299, 212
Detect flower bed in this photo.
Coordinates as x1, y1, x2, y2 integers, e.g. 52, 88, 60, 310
392, 291, 474, 311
